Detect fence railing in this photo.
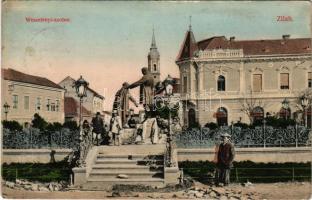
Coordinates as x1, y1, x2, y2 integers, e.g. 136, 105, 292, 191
2, 128, 80, 149
175, 126, 312, 148
181, 166, 311, 183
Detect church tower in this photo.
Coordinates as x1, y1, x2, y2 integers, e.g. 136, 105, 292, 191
148, 29, 160, 83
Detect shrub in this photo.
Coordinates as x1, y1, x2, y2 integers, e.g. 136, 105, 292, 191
46, 122, 62, 132
31, 113, 48, 130
63, 120, 78, 131
204, 122, 219, 130
2, 120, 23, 131
233, 122, 249, 129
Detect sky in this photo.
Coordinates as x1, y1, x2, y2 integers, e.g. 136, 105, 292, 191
2, 1, 311, 111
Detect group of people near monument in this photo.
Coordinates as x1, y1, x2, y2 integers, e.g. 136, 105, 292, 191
81, 66, 236, 187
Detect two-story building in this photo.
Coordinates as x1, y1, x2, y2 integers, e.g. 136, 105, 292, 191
176, 27, 312, 127
1, 68, 65, 124
59, 76, 105, 122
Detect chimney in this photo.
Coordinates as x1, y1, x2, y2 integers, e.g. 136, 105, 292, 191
282, 34, 290, 40
230, 36, 235, 42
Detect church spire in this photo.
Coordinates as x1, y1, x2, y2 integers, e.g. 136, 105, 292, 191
151, 27, 157, 49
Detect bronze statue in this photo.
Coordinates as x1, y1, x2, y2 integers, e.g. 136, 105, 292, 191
127, 67, 154, 110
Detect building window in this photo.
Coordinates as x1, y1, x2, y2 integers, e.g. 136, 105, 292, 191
12, 95, 18, 109
56, 100, 60, 112
153, 64, 157, 71
253, 74, 262, 92
183, 76, 188, 93
216, 107, 228, 126
51, 103, 56, 111
280, 73, 289, 89
24, 96, 29, 110
252, 106, 264, 123
308, 72, 312, 88
46, 99, 50, 111
36, 97, 41, 110
217, 75, 225, 91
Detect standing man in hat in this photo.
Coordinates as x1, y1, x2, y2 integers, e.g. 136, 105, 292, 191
215, 132, 235, 186
91, 112, 106, 145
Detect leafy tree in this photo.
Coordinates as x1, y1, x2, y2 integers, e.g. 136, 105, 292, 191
31, 113, 48, 130
63, 120, 78, 131
46, 122, 62, 132
2, 120, 23, 131
204, 122, 219, 130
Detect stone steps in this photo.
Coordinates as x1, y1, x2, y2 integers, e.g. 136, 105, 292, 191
89, 171, 163, 179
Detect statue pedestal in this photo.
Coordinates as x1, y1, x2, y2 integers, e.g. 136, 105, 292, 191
164, 167, 180, 185
72, 167, 87, 186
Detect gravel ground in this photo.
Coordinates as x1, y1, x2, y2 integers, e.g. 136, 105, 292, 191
1, 181, 312, 199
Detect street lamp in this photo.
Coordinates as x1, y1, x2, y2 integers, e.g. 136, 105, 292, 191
164, 75, 174, 167
74, 76, 89, 127
300, 96, 309, 127
3, 102, 10, 120
281, 98, 289, 120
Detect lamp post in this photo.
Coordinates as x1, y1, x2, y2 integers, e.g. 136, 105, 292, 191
74, 76, 89, 128
281, 98, 290, 120
3, 102, 10, 120
164, 75, 174, 167
300, 96, 309, 127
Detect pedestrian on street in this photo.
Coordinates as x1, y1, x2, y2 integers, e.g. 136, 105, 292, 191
215, 132, 235, 186
110, 110, 122, 146
91, 112, 106, 145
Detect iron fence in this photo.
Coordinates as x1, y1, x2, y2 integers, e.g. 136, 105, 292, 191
181, 166, 311, 183
175, 126, 311, 148
2, 128, 80, 149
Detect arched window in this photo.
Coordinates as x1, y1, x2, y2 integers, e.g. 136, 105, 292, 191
252, 106, 264, 123
153, 64, 157, 71
217, 75, 225, 91
216, 107, 228, 126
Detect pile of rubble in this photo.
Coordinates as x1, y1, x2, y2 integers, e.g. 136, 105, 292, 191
181, 186, 258, 200
4, 179, 68, 192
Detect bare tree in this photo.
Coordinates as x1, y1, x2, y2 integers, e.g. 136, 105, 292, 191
239, 87, 266, 124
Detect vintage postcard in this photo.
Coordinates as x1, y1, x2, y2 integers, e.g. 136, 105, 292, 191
1, 1, 312, 199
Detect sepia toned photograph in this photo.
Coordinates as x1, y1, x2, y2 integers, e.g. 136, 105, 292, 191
1, 1, 312, 199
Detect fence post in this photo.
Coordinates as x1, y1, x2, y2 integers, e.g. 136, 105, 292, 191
295, 124, 298, 148
292, 167, 295, 182
15, 168, 18, 182
235, 168, 239, 182
200, 128, 203, 148
263, 120, 266, 148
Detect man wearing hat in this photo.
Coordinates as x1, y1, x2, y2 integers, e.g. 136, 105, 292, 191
215, 132, 235, 186
91, 112, 106, 145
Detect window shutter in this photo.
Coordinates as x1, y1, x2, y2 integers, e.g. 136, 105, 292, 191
253, 74, 262, 92
280, 73, 289, 88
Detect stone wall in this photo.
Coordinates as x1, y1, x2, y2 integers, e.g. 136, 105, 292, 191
177, 147, 312, 163
2, 149, 73, 164
2, 147, 312, 164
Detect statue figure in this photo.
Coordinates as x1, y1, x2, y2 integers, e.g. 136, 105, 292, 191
113, 82, 138, 127
127, 67, 154, 111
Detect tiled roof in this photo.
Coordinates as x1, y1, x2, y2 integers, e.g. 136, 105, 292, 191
64, 97, 91, 117
2, 68, 63, 89
176, 31, 312, 61
59, 76, 104, 99
198, 37, 311, 55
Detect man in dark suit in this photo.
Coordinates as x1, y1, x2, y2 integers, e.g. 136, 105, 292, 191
215, 132, 235, 186
91, 112, 107, 145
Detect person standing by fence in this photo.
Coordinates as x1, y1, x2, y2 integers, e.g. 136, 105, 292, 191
215, 132, 235, 186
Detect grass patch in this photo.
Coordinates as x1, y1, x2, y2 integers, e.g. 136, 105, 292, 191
2, 161, 71, 182
179, 161, 311, 183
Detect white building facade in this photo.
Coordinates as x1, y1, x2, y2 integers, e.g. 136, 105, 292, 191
176, 28, 312, 127
1, 68, 65, 124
